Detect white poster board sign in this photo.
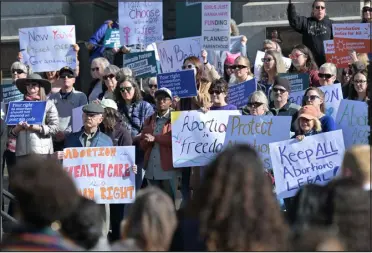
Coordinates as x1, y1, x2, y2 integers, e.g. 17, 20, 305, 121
72, 105, 84, 133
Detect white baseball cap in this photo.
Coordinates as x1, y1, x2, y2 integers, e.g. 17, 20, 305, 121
155, 87, 172, 99
100, 98, 118, 110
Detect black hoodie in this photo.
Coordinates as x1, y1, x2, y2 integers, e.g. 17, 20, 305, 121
287, 3, 333, 67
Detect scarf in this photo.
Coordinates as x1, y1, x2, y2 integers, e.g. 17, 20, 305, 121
25, 94, 41, 101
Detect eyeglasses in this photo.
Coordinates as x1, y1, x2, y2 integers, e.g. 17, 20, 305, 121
26, 83, 39, 87
103, 74, 115, 80
91, 67, 99, 72
318, 73, 333, 79
12, 69, 25, 74
247, 102, 264, 108
120, 86, 132, 93
233, 65, 248, 70
60, 74, 74, 79
261, 58, 273, 63
289, 53, 305, 59
148, 84, 158, 89
181, 64, 195, 70
272, 87, 287, 93
303, 95, 320, 101
354, 79, 367, 84
315, 5, 325, 10
208, 89, 224, 95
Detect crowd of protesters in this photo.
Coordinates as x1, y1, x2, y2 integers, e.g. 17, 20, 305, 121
0, 0, 371, 251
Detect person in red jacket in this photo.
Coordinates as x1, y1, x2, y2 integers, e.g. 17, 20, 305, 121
140, 88, 176, 202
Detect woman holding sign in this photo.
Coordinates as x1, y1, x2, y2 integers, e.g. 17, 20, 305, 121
9, 74, 59, 159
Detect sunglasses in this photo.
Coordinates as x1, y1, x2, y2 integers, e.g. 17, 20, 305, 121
60, 74, 74, 79
315, 6, 325, 10
120, 86, 133, 93
226, 65, 234, 70
289, 53, 305, 59
91, 67, 99, 72
26, 82, 39, 87
208, 89, 224, 95
362, 7, 372, 12
247, 102, 264, 108
261, 58, 273, 63
148, 84, 158, 89
12, 69, 25, 74
103, 74, 115, 80
272, 87, 287, 93
354, 79, 367, 84
181, 64, 195, 70
303, 95, 320, 101
318, 73, 333, 79
233, 65, 248, 70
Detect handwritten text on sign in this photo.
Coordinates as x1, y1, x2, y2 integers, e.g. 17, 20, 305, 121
227, 79, 256, 108
156, 36, 201, 73
336, 99, 369, 149
270, 130, 345, 199
5, 101, 46, 126
19, 25, 76, 72
63, 146, 136, 204
201, 2, 231, 50
157, 69, 197, 98
171, 110, 240, 167
224, 115, 291, 171
119, 1, 163, 46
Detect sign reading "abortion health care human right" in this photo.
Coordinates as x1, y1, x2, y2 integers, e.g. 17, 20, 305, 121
157, 69, 197, 98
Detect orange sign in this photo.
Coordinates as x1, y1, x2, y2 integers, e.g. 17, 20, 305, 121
333, 24, 371, 55
323, 40, 351, 68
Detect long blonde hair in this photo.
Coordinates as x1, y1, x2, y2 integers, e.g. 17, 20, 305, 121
294, 117, 322, 133
260, 50, 287, 82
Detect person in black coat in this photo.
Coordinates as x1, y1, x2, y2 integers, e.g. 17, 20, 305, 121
287, 0, 333, 67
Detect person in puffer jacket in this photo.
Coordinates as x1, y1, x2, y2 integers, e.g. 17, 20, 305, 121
9, 74, 59, 159
287, 0, 333, 67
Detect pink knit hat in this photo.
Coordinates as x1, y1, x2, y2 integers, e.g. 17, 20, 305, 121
224, 52, 241, 65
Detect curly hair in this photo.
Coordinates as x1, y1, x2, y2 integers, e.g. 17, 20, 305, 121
289, 44, 318, 72
188, 144, 289, 251
114, 75, 143, 105
10, 155, 79, 228
103, 107, 122, 133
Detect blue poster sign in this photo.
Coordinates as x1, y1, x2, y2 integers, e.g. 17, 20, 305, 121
1, 83, 23, 103
157, 69, 197, 98
5, 101, 47, 125
123, 51, 158, 79
228, 79, 257, 108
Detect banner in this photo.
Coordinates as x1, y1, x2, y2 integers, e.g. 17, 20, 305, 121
323, 40, 350, 68
336, 100, 369, 149
227, 79, 256, 108
19, 25, 76, 72
63, 146, 136, 204
279, 73, 309, 92
333, 23, 371, 55
156, 36, 201, 73
270, 130, 345, 199
171, 110, 240, 167
254, 50, 291, 80
103, 28, 121, 48
118, 1, 163, 46
5, 101, 46, 125
157, 69, 197, 98
224, 115, 291, 171
201, 2, 231, 51
123, 51, 158, 78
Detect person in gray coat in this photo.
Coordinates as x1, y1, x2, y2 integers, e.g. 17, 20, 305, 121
9, 74, 59, 160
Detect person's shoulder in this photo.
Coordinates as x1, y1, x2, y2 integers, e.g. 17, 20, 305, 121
288, 102, 301, 110
320, 114, 334, 122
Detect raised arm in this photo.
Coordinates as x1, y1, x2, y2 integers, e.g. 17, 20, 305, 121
287, 0, 308, 33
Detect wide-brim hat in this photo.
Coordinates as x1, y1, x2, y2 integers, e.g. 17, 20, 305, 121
15, 73, 52, 95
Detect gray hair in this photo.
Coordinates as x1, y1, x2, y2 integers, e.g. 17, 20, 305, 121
104, 65, 120, 75
91, 57, 110, 69
248, 90, 269, 112
320, 63, 337, 76
148, 77, 157, 85
10, 61, 32, 75
116, 67, 133, 80
263, 39, 282, 54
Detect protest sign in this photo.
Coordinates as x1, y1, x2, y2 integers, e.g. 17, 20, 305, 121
118, 1, 163, 46
156, 36, 201, 73
103, 28, 121, 48
171, 110, 240, 167
186, 0, 201, 6
5, 101, 46, 125
288, 90, 304, 106
63, 146, 136, 204
224, 115, 291, 171
333, 23, 371, 55
1, 83, 23, 103
72, 105, 84, 133
123, 51, 158, 78
157, 69, 197, 98
201, 2, 230, 51
279, 73, 309, 92
270, 130, 345, 199
19, 25, 76, 72
227, 79, 256, 108
323, 40, 350, 68
254, 50, 291, 80
336, 100, 369, 149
